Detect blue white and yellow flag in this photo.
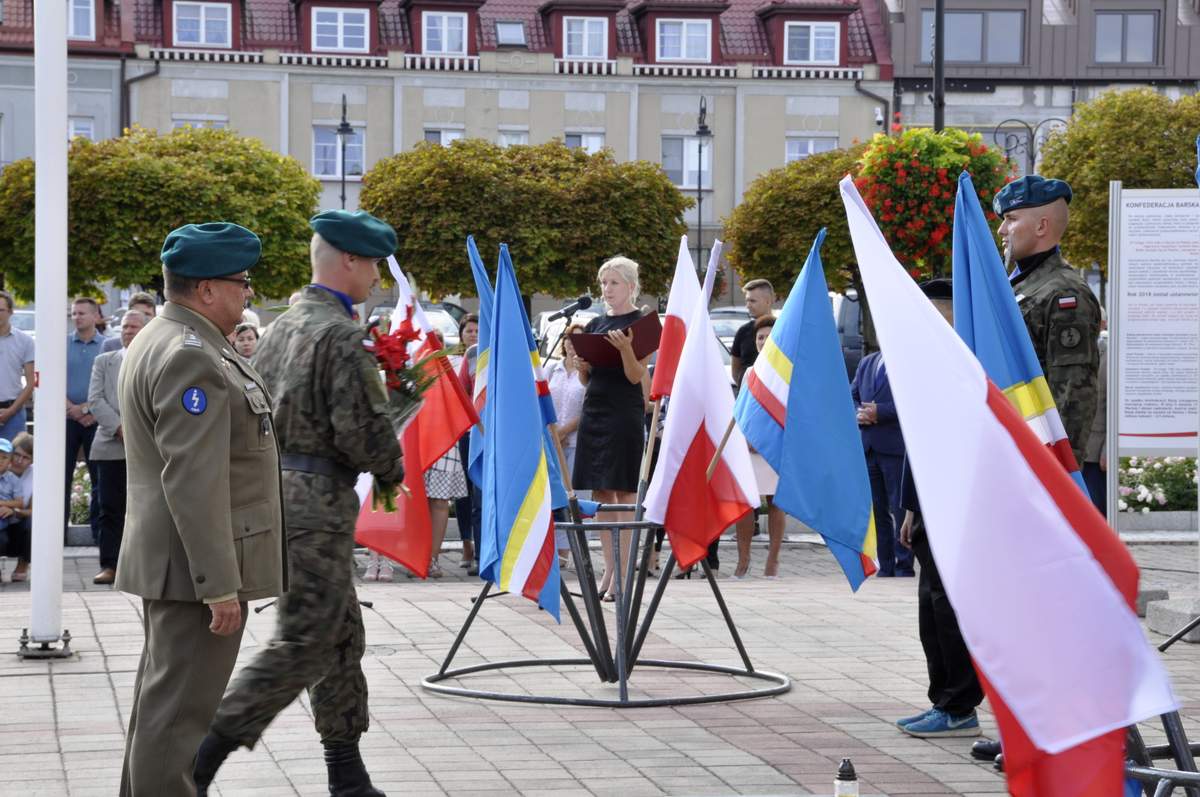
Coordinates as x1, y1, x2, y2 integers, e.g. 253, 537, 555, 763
479, 248, 561, 619
466, 235, 493, 487
952, 171, 1087, 494
732, 229, 877, 590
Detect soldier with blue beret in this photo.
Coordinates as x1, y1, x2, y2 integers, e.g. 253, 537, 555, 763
118, 221, 287, 795
970, 182, 1101, 763
195, 209, 403, 797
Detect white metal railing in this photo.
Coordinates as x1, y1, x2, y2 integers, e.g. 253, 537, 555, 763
753, 66, 864, 80
280, 53, 389, 68
403, 54, 481, 71
148, 47, 264, 64
554, 58, 618, 75
632, 63, 736, 78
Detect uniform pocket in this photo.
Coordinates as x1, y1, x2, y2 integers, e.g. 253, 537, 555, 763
242, 386, 273, 451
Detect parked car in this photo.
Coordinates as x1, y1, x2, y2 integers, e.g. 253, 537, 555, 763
11, 309, 36, 339
709, 306, 750, 351
831, 289, 864, 380
369, 303, 462, 347
535, 309, 599, 356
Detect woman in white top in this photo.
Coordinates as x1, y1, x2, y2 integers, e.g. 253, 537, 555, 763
546, 325, 587, 566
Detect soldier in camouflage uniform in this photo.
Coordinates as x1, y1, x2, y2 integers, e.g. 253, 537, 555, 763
971, 176, 1101, 767
996, 175, 1101, 466
194, 210, 404, 797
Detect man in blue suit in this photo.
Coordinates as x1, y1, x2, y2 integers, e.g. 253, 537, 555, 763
851, 350, 913, 576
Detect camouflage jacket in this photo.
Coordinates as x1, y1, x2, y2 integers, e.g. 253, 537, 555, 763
1011, 249, 1101, 465
253, 285, 403, 530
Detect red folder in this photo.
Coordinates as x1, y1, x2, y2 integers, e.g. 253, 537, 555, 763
569, 311, 662, 368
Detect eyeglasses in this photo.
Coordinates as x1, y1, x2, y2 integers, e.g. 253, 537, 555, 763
209, 276, 253, 290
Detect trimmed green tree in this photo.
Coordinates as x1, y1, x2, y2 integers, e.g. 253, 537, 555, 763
0, 126, 320, 300
1039, 88, 1200, 273
358, 138, 689, 299
722, 143, 867, 292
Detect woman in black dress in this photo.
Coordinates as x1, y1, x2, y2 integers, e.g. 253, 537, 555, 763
573, 256, 651, 599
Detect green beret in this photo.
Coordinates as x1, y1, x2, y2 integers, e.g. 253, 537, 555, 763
993, 175, 1073, 216
160, 222, 262, 278
310, 209, 397, 258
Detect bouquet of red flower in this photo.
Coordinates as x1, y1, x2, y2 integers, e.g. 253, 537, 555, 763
363, 308, 445, 511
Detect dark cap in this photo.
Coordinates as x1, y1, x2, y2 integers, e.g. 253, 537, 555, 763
919, 277, 953, 300
160, 222, 262, 278
993, 175, 1073, 216
310, 209, 397, 258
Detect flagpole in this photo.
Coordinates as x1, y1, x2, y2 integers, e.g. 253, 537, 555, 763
705, 418, 737, 481
620, 397, 662, 663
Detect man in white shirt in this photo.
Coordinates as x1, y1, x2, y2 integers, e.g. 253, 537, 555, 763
0, 291, 34, 444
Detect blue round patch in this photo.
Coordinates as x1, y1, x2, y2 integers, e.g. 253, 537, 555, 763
182, 387, 207, 415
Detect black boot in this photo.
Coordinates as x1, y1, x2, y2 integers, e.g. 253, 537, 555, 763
193, 730, 240, 796
971, 738, 1001, 761
324, 741, 386, 797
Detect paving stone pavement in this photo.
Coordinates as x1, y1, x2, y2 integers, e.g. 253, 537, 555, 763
1, 538, 1199, 797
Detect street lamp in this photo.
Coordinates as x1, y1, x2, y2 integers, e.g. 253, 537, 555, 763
336, 93, 354, 209
695, 96, 711, 273
991, 117, 1068, 175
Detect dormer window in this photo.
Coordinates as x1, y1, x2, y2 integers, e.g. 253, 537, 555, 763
656, 19, 711, 61
174, 2, 232, 48
496, 21, 527, 46
423, 11, 468, 55
68, 0, 95, 40
564, 17, 607, 59
784, 21, 839, 65
313, 7, 370, 52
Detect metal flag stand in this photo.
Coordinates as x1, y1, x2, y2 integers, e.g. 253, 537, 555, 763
421, 506, 790, 707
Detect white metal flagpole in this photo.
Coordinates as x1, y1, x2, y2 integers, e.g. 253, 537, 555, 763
21, 0, 71, 658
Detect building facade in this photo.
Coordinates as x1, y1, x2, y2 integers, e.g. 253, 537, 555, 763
887, 0, 1200, 173
0, 0, 892, 301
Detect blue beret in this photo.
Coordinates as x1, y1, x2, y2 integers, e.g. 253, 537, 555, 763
160, 222, 262, 278
993, 175, 1073, 216
310, 209, 397, 258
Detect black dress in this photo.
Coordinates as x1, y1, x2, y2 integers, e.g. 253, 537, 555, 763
573, 311, 646, 493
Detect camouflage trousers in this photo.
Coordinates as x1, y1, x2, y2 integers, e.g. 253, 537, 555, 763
211, 528, 367, 746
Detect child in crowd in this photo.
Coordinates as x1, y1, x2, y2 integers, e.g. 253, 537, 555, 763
0, 438, 26, 580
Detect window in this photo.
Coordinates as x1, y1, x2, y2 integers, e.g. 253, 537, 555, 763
68, 117, 95, 141
919, 10, 1023, 63
498, 130, 529, 147
172, 117, 229, 129
424, 129, 464, 146
495, 21, 527, 47
174, 2, 232, 48
312, 8, 369, 52
784, 22, 839, 65
656, 19, 711, 61
565, 132, 605, 154
785, 136, 837, 163
1095, 12, 1157, 63
564, 17, 607, 59
423, 12, 467, 55
313, 126, 364, 179
662, 135, 711, 189
68, 0, 95, 40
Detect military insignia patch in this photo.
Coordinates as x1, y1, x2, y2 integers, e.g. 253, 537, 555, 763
182, 387, 208, 415
1057, 296, 1078, 309
1058, 326, 1082, 349
182, 329, 203, 348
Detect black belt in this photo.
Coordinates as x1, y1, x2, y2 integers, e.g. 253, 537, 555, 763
0, 401, 13, 409
280, 454, 358, 487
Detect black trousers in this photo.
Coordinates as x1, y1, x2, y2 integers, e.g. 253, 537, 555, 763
95, 458, 127, 570
0, 516, 30, 561
912, 516, 984, 716
65, 419, 99, 542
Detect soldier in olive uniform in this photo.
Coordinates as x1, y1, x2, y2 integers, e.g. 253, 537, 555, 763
971, 176, 1101, 767
118, 223, 287, 796
194, 210, 404, 797
997, 175, 1101, 466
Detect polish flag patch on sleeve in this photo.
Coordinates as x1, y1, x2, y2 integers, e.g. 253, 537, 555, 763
1057, 296, 1078, 309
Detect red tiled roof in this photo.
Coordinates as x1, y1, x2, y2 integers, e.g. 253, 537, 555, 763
0, 0, 130, 52
4, 0, 884, 64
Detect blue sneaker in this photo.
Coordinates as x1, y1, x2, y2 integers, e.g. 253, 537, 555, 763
895, 707, 937, 729
902, 709, 981, 738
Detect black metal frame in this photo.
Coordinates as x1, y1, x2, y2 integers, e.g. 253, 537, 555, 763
421, 506, 791, 708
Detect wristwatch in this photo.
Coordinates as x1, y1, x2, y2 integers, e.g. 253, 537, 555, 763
81, 405, 92, 416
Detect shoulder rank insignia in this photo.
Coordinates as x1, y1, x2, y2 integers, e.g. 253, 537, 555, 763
182, 329, 203, 348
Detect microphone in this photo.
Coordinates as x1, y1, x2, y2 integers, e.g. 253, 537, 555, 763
547, 295, 593, 322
